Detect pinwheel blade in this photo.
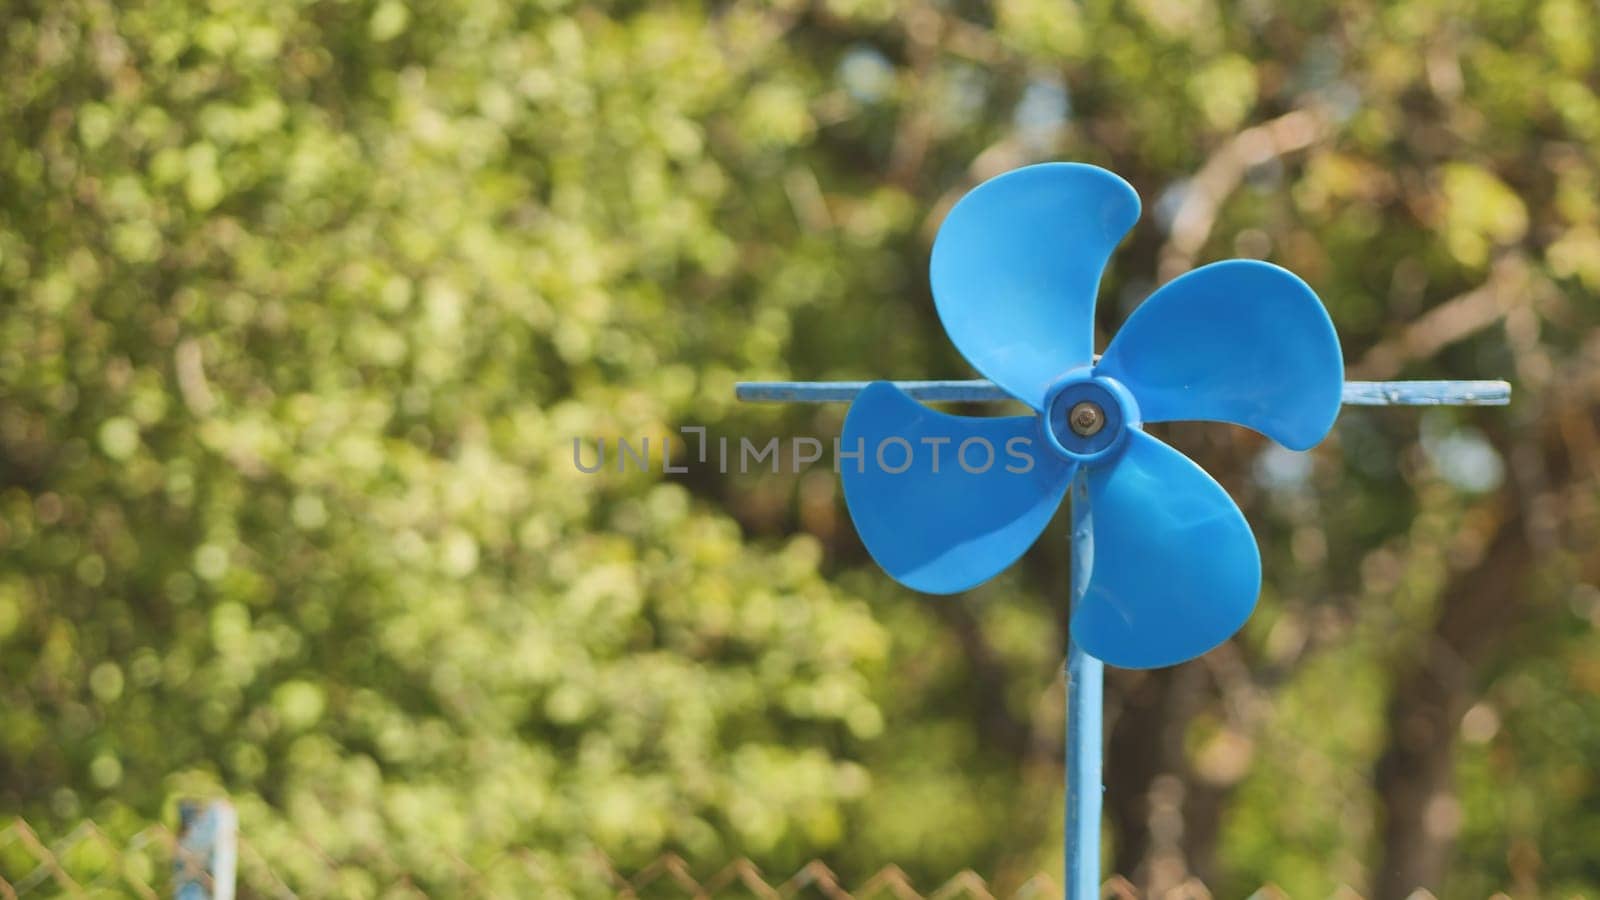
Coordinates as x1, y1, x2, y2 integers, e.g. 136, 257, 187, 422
841, 382, 1075, 594
1073, 430, 1260, 669
931, 163, 1141, 411
1095, 260, 1344, 450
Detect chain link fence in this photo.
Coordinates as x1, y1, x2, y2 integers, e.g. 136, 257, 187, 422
0, 813, 1388, 899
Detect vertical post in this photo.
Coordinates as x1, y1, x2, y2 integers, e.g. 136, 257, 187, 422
1066, 640, 1104, 898
1066, 480, 1102, 899
175, 800, 236, 900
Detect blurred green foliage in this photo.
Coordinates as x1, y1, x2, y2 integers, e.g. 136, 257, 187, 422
2, 0, 1598, 897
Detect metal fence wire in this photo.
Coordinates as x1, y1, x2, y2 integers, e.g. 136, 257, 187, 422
0, 815, 1409, 900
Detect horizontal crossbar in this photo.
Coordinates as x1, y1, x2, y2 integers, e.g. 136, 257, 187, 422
735, 379, 1510, 406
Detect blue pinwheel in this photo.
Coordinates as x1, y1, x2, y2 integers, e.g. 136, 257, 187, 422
840, 163, 1344, 669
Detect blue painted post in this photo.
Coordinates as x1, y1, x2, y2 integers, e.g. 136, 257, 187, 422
174, 800, 236, 900
1066, 639, 1103, 898
1067, 474, 1102, 899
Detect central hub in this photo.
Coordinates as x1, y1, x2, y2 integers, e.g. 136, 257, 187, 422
1041, 368, 1140, 464
1068, 402, 1105, 436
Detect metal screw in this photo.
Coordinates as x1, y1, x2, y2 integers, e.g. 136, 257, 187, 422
1068, 401, 1104, 437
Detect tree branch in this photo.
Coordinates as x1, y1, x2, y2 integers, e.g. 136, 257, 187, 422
1157, 108, 1332, 280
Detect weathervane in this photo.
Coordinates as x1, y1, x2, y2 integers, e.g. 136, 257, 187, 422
737, 163, 1509, 896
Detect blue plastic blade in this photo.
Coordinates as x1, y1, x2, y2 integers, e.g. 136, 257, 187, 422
931, 163, 1141, 411
1095, 260, 1344, 451
1073, 430, 1260, 669
841, 382, 1075, 594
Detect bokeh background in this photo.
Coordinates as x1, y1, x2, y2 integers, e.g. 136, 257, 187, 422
3, 0, 1598, 896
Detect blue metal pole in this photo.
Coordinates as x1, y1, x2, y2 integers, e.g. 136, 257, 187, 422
734, 378, 1511, 406
1066, 477, 1102, 899
1065, 644, 1103, 897
175, 800, 236, 900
